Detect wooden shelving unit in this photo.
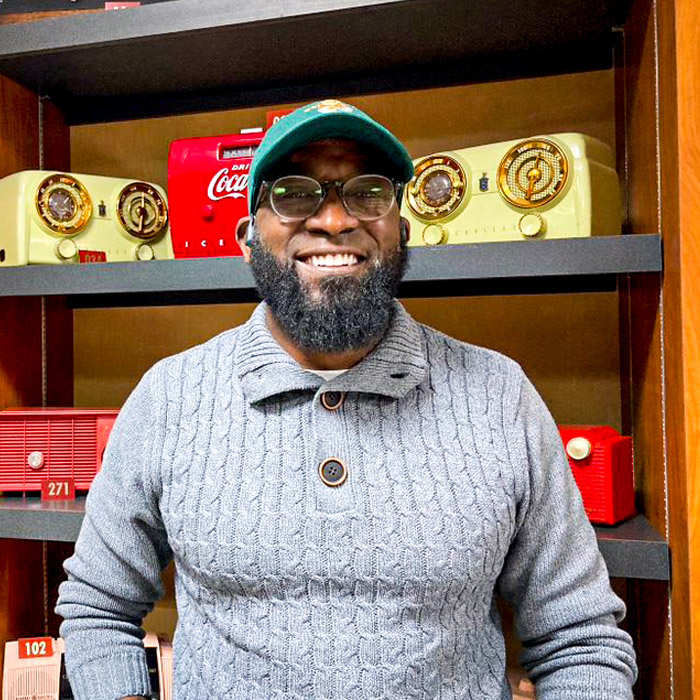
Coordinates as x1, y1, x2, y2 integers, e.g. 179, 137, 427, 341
0, 1, 697, 697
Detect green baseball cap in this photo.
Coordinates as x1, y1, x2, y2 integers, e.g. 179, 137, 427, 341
248, 99, 414, 214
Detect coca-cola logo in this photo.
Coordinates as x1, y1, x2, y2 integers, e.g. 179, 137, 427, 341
207, 167, 249, 201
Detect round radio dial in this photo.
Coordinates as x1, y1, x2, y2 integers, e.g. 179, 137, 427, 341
117, 183, 168, 241
36, 174, 92, 235
498, 138, 569, 209
406, 155, 467, 221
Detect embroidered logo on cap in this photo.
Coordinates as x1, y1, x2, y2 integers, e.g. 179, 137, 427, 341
307, 99, 355, 115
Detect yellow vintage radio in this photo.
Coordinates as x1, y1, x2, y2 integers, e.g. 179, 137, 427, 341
401, 133, 621, 246
0, 170, 173, 266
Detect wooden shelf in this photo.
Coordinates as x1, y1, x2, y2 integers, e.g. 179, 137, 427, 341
0, 0, 630, 124
0, 496, 669, 580
0, 235, 662, 307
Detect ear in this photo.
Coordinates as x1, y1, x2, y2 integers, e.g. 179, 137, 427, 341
236, 216, 252, 262
399, 216, 411, 244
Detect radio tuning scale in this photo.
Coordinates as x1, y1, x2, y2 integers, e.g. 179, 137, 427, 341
117, 182, 168, 240
35, 174, 92, 235
497, 139, 569, 208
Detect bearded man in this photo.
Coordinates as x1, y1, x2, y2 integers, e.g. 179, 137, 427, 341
57, 100, 637, 700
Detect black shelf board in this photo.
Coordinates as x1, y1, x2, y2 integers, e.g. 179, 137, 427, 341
0, 496, 86, 543
594, 515, 670, 581
0, 496, 669, 580
0, 235, 662, 307
0, 0, 627, 124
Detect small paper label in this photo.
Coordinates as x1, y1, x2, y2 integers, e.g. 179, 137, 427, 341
79, 250, 107, 263
18, 637, 54, 659
41, 479, 76, 501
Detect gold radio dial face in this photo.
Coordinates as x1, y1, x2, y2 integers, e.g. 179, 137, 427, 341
117, 183, 168, 240
498, 139, 569, 208
36, 174, 92, 235
406, 155, 467, 220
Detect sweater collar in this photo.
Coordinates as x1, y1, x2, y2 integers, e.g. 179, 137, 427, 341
235, 302, 427, 405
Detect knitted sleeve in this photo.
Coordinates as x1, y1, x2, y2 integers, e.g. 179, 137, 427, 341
497, 371, 638, 699
55, 365, 172, 700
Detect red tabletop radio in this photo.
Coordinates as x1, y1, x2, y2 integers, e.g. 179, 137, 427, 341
0, 408, 118, 493
558, 425, 635, 525
168, 129, 264, 258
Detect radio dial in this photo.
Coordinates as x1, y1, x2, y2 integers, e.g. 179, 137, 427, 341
566, 437, 593, 461
422, 223, 448, 246
498, 138, 569, 208
117, 182, 168, 241
518, 213, 546, 237
36, 174, 92, 235
406, 155, 467, 220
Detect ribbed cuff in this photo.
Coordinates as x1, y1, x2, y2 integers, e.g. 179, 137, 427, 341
67, 650, 152, 700
535, 666, 634, 700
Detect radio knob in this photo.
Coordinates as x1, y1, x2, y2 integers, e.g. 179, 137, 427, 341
422, 224, 448, 246
201, 204, 215, 221
518, 213, 546, 238
27, 451, 45, 470
55, 238, 78, 261
134, 244, 155, 261
566, 437, 592, 461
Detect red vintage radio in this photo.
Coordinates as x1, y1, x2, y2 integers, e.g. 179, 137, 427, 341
168, 128, 264, 258
0, 408, 118, 494
558, 425, 635, 525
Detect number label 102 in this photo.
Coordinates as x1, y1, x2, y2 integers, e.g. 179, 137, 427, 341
18, 637, 54, 659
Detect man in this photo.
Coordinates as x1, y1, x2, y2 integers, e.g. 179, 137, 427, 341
57, 100, 637, 699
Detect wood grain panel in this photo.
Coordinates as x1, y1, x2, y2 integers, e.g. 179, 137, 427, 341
0, 77, 73, 671
667, 0, 700, 695
616, 1, 672, 697
0, 74, 38, 178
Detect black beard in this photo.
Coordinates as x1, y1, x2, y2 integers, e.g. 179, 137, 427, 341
248, 239, 409, 353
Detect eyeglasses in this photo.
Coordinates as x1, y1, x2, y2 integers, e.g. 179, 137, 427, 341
257, 174, 402, 222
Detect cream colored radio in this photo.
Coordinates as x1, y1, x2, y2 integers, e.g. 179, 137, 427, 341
0, 170, 173, 266
401, 133, 621, 246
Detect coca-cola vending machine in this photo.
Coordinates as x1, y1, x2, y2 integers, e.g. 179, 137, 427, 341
167, 128, 263, 258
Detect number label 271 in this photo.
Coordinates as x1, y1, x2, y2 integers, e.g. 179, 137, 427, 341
41, 479, 76, 501
18, 637, 54, 659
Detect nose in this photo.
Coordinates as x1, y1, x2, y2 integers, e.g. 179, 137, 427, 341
305, 187, 359, 236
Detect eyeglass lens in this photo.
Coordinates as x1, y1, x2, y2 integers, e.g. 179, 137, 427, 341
269, 175, 395, 221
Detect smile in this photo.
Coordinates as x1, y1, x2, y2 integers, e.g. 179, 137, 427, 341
295, 251, 367, 274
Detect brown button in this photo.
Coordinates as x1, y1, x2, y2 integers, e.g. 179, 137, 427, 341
319, 457, 347, 487
321, 391, 345, 411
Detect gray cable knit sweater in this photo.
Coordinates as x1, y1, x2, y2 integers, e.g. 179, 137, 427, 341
56, 302, 637, 700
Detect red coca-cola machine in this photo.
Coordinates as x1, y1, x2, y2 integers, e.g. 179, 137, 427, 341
167, 128, 264, 258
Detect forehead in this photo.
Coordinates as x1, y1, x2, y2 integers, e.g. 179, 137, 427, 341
273, 139, 390, 180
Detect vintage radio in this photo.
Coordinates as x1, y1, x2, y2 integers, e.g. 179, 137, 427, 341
2, 634, 169, 700
401, 133, 620, 246
558, 425, 635, 525
0, 408, 118, 494
1, 637, 64, 700
0, 171, 172, 266
168, 129, 264, 258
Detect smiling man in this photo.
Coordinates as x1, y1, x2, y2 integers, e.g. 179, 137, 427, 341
57, 100, 636, 700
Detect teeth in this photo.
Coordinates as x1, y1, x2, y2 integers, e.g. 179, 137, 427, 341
308, 253, 359, 267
